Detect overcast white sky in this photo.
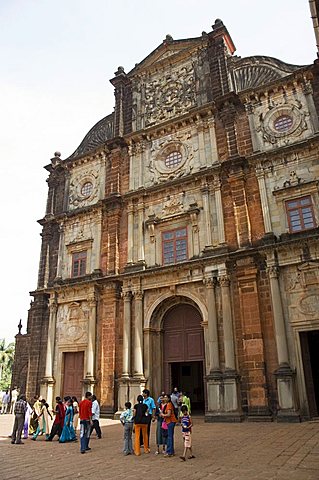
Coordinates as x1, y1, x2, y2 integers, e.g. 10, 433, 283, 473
0, 0, 316, 344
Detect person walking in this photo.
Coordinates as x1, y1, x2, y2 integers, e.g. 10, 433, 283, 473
32, 399, 52, 440
120, 401, 134, 455
71, 396, 79, 431
10, 387, 19, 414
133, 395, 150, 456
1, 390, 10, 414
46, 397, 65, 441
179, 405, 195, 461
141, 389, 156, 447
79, 391, 92, 454
59, 398, 76, 443
90, 395, 101, 439
23, 401, 32, 439
160, 393, 177, 458
11, 394, 27, 445
155, 393, 167, 455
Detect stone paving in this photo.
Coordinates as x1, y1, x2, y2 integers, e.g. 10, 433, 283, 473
1, 414, 319, 480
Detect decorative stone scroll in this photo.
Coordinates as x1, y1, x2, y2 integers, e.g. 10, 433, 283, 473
144, 63, 196, 126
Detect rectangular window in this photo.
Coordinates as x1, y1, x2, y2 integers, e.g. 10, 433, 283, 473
286, 196, 316, 233
162, 227, 187, 265
71, 251, 87, 277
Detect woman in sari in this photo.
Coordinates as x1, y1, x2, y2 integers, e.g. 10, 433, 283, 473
71, 396, 79, 431
59, 398, 76, 443
32, 399, 52, 440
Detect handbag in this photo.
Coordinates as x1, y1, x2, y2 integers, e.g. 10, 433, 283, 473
161, 419, 168, 430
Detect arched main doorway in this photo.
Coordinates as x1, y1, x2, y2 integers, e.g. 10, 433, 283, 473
163, 303, 205, 412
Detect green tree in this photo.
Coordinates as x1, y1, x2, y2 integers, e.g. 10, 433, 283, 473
0, 339, 15, 391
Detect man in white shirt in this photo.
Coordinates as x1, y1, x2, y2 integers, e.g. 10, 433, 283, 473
1, 390, 10, 414
90, 395, 101, 439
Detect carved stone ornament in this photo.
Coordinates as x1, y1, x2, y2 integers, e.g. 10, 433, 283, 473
257, 102, 308, 146
298, 294, 319, 316
144, 63, 196, 126
162, 194, 185, 217
56, 302, 88, 344
148, 136, 194, 185
69, 168, 99, 207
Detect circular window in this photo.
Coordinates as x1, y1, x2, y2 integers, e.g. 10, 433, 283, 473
273, 115, 293, 133
81, 181, 93, 197
165, 151, 182, 169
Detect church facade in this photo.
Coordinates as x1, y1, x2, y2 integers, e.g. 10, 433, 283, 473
13, 16, 319, 421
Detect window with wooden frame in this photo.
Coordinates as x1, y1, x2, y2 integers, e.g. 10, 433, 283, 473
71, 251, 87, 277
162, 227, 188, 265
285, 196, 316, 233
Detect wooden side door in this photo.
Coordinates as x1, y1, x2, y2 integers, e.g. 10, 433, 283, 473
62, 351, 84, 400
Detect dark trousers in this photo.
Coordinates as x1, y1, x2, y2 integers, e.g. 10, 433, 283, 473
47, 423, 62, 441
80, 420, 91, 452
11, 413, 25, 444
90, 419, 101, 438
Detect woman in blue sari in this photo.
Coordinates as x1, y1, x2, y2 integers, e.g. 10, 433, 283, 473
59, 398, 76, 443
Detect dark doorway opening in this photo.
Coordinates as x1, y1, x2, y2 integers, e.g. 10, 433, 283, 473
300, 330, 319, 417
170, 361, 204, 412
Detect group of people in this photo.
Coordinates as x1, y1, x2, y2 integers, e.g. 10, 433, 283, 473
10, 392, 101, 451
1, 387, 19, 414
9, 387, 195, 461
120, 388, 195, 461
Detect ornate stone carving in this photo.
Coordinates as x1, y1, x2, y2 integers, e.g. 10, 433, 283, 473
162, 195, 184, 217
257, 101, 309, 146
144, 63, 196, 126
69, 167, 99, 208
57, 302, 88, 344
298, 294, 319, 316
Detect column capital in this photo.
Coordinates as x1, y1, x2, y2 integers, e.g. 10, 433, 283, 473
267, 265, 279, 279
133, 290, 143, 300
122, 289, 132, 300
204, 276, 216, 289
219, 274, 230, 287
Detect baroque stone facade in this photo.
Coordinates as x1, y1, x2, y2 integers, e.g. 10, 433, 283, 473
13, 16, 319, 421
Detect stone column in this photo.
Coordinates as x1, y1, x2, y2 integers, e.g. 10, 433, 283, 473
85, 294, 97, 391
256, 165, 272, 234
56, 222, 65, 279
303, 81, 319, 133
219, 273, 241, 419
42, 296, 57, 408
117, 289, 132, 413
137, 203, 145, 264
220, 275, 236, 371
206, 278, 220, 373
245, 103, 261, 152
196, 118, 206, 167
268, 265, 298, 420
122, 290, 132, 378
213, 177, 226, 245
127, 202, 134, 264
133, 290, 144, 377
208, 117, 218, 163
201, 183, 213, 248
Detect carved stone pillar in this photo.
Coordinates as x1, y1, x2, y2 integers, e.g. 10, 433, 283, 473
122, 290, 132, 378
189, 204, 200, 257
268, 265, 299, 420
220, 275, 236, 371
196, 118, 206, 167
56, 222, 65, 280
302, 81, 319, 133
208, 118, 218, 163
137, 203, 145, 264
256, 165, 272, 234
213, 177, 226, 245
133, 290, 144, 377
246, 103, 261, 152
84, 294, 97, 392
127, 202, 134, 264
41, 296, 57, 408
201, 183, 213, 248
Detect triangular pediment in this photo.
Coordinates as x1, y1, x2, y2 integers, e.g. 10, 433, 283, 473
128, 37, 203, 75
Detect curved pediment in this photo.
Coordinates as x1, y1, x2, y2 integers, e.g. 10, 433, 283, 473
68, 113, 114, 160
229, 55, 307, 92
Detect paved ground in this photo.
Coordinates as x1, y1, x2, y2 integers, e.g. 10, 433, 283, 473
1, 414, 319, 480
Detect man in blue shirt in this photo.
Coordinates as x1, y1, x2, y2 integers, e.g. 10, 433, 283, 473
141, 389, 156, 448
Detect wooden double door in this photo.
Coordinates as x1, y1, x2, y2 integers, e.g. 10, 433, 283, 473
163, 304, 205, 411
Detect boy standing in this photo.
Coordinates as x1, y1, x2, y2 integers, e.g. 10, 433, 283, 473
179, 405, 195, 461
120, 401, 134, 455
